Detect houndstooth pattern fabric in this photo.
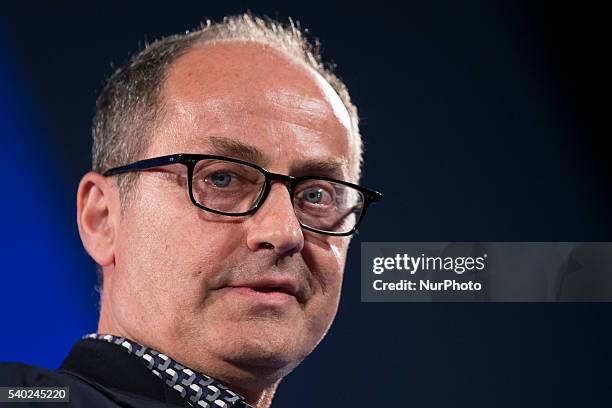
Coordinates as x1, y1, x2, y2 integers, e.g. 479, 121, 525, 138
83, 333, 252, 408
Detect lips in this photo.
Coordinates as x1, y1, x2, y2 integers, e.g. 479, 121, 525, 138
225, 278, 301, 302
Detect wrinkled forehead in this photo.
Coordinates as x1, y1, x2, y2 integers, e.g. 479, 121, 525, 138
152, 41, 357, 180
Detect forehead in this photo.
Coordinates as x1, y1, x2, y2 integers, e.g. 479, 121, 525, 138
151, 41, 354, 179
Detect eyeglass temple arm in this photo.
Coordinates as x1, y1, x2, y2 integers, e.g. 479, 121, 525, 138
102, 155, 184, 176
363, 190, 382, 203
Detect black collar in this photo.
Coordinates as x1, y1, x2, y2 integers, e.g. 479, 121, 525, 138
58, 335, 251, 407
58, 337, 189, 406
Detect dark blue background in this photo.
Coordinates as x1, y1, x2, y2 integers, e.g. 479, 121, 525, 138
1, 1, 610, 406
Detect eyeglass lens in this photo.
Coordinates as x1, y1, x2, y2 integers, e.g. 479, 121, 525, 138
190, 159, 364, 233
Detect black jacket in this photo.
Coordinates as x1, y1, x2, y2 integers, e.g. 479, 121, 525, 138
0, 338, 193, 407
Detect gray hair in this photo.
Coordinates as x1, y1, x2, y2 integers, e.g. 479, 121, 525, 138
92, 12, 363, 204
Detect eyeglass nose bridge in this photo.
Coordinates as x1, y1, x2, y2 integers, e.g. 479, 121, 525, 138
265, 171, 299, 193
254, 171, 300, 212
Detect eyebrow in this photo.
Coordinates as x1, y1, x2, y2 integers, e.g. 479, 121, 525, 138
200, 136, 348, 179
201, 136, 268, 166
291, 158, 348, 179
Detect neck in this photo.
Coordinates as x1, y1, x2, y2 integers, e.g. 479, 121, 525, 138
235, 380, 279, 408
98, 313, 283, 408
177, 355, 285, 407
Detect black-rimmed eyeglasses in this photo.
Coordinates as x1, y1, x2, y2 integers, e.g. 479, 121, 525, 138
103, 154, 381, 236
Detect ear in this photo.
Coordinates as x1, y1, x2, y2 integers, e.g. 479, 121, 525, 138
77, 172, 120, 267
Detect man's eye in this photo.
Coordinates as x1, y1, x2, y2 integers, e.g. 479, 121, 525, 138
208, 172, 234, 187
301, 187, 331, 204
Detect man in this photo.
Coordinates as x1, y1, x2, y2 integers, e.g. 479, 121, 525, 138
0, 13, 380, 408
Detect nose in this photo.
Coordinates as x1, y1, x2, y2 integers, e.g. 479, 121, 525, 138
246, 182, 304, 256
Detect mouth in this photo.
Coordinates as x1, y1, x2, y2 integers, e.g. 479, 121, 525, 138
224, 279, 302, 303
248, 285, 294, 296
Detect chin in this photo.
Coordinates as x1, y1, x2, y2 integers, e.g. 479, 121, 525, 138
223, 322, 312, 370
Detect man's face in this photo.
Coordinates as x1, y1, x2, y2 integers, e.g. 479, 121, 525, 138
104, 42, 356, 381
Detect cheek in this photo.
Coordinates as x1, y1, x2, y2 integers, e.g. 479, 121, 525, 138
303, 237, 348, 327
112, 195, 245, 319
306, 237, 347, 291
